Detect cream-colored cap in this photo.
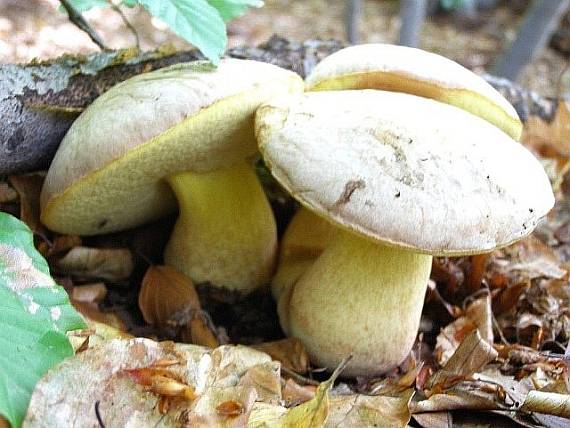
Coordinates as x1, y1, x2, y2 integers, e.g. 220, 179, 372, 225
256, 90, 554, 256
40, 59, 303, 235
305, 44, 522, 140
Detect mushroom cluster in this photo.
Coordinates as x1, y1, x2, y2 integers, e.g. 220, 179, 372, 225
258, 44, 554, 376
40, 59, 304, 293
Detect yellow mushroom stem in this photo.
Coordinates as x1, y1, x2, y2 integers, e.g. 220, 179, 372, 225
163, 161, 277, 293
285, 229, 432, 377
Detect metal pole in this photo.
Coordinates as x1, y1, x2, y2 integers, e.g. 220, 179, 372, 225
346, 0, 362, 44
399, 0, 428, 47
492, 0, 570, 81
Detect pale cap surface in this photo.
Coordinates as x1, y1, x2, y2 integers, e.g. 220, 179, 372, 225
256, 90, 554, 256
305, 44, 521, 140
40, 59, 303, 235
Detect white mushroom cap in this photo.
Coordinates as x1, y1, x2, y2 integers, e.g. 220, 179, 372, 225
256, 90, 554, 256
41, 59, 303, 235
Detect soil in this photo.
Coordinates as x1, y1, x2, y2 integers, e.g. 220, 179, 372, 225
0, 0, 567, 96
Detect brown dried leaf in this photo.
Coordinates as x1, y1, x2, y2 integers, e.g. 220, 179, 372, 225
0, 181, 18, 203
24, 339, 275, 427
8, 174, 45, 235
71, 282, 107, 304
429, 330, 498, 392
523, 99, 570, 156
326, 389, 414, 428
187, 314, 219, 348
282, 378, 316, 407
435, 294, 493, 365
520, 390, 570, 417
139, 265, 200, 326
55, 246, 133, 281
238, 363, 281, 404
216, 400, 244, 416
412, 412, 452, 428
254, 338, 309, 374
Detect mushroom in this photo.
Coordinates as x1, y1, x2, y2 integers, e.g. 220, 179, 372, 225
305, 43, 522, 140
256, 90, 554, 376
40, 59, 304, 293
271, 43, 524, 322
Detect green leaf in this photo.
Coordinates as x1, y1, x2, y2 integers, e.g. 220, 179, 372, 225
61, 0, 111, 13
137, 0, 227, 64
0, 213, 85, 427
207, 0, 263, 22
121, 0, 139, 7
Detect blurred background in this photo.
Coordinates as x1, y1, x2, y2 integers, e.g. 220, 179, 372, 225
0, 0, 568, 96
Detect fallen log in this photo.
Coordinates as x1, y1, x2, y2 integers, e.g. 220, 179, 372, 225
0, 36, 562, 175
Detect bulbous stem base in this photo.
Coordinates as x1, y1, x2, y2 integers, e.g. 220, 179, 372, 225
286, 230, 432, 377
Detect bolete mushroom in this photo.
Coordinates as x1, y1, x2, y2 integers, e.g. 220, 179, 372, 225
271, 43, 524, 319
256, 90, 554, 376
40, 59, 304, 293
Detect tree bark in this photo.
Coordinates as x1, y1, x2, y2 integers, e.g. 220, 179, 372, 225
0, 36, 559, 175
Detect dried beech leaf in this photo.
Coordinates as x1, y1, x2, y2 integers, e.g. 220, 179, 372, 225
56, 247, 133, 281
523, 99, 570, 156
435, 295, 494, 365
411, 388, 505, 413
0, 181, 18, 203
429, 330, 498, 391
216, 400, 244, 416
8, 174, 45, 235
248, 402, 287, 427
71, 301, 127, 334
24, 339, 275, 427
254, 338, 309, 374
238, 363, 282, 404
71, 282, 107, 304
282, 378, 316, 407
188, 314, 220, 348
139, 265, 200, 326
325, 389, 414, 428
520, 390, 570, 418
412, 412, 452, 428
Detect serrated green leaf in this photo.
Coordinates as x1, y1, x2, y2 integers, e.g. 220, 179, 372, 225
0, 213, 85, 427
207, 0, 263, 22
137, 0, 226, 65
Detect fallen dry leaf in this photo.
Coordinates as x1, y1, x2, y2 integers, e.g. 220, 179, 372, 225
326, 389, 413, 427
71, 282, 107, 304
254, 338, 310, 374
435, 294, 494, 366
55, 246, 133, 281
238, 363, 282, 404
139, 265, 219, 348
523, 99, 570, 156
0, 181, 18, 203
8, 174, 45, 236
520, 390, 570, 417
428, 330, 498, 393
139, 265, 200, 326
412, 412, 452, 428
216, 400, 244, 416
24, 339, 278, 427
282, 378, 316, 407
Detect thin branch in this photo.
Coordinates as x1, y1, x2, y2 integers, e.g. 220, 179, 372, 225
107, 1, 140, 50
59, 0, 109, 50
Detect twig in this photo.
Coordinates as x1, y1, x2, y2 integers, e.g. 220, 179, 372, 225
108, 1, 140, 49
59, 0, 109, 50
281, 366, 320, 386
